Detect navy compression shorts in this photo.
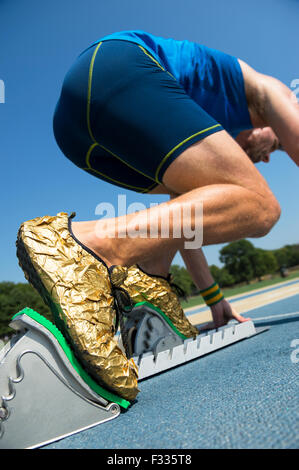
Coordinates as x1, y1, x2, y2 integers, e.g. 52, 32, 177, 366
53, 40, 223, 193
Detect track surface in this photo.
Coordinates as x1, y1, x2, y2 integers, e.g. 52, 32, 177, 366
45, 281, 299, 449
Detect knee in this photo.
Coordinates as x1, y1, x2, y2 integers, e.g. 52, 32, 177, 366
254, 195, 281, 237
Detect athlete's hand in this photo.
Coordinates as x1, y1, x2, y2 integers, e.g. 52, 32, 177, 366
197, 298, 251, 332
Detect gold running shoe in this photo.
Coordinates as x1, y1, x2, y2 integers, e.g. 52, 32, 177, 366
110, 265, 199, 339
16, 212, 139, 402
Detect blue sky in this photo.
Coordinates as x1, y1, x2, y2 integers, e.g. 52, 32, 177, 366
0, 0, 298, 282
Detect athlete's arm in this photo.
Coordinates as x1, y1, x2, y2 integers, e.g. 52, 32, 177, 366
239, 59, 299, 166
180, 246, 250, 329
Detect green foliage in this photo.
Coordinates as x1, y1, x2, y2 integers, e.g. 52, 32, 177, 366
209, 265, 235, 287
169, 264, 196, 296
0, 282, 52, 337
220, 240, 255, 283
220, 241, 297, 284
249, 248, 278, 280
272, 245, 299, 268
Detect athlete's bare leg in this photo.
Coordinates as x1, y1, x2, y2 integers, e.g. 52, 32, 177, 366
72, 130, 280, 279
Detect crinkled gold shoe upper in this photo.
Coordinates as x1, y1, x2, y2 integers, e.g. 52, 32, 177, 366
17, 212, 139, 401
110, 265, 198, 338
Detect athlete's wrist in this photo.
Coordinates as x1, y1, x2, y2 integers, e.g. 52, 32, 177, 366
200, 282, 224, 307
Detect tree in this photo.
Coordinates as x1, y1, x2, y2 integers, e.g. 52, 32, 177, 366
272, 245, 299, 268
0, 282, 52, 337
260, 250, 278, 274
220, 240, 255, 283
273, 247, 291, 268
169, 264, 196, 296
250, 249, 267, 280
210, 265, 235, 287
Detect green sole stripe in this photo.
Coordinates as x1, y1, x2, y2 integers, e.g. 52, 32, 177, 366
12, 308, 130, 409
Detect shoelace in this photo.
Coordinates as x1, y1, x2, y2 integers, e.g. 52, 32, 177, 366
111, 284, 133, 358
169, 281, 187, 301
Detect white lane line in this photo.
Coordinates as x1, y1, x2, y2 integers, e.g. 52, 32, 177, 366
251, 311, 299, 322
188, 286, 299, 325
184, 277, 299, 314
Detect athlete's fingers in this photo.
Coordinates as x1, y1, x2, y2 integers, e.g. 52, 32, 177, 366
197, 300, 251, 333
224, 302, 251, 323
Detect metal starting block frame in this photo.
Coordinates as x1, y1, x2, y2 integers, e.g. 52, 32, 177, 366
0, 308, 123, 449
0, 304, 269, 449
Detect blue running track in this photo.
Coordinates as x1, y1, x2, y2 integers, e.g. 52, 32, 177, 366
45, 293, 299, 449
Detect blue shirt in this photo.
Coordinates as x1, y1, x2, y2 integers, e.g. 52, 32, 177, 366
92, 30, 252, 137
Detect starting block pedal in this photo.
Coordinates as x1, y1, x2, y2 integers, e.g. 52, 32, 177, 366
0, 308, 129, 449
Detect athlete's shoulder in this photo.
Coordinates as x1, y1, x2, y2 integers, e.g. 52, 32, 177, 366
98, 30, 160, 42
98, 29, 188, 46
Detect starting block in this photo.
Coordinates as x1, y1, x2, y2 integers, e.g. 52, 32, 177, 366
123, 302, 269, 379
0, 305, 268, 449
0, 308, 126, 449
